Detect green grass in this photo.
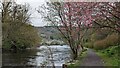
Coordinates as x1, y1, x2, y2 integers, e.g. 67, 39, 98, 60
67, 48, 88, 68
96, 46, 119, 67
96, 52, 118, 66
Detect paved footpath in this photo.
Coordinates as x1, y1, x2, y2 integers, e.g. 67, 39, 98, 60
80, 49, 104, 67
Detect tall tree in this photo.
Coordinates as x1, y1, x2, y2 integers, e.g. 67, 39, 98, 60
1, 1, 40, 50
37, 2, 96, 59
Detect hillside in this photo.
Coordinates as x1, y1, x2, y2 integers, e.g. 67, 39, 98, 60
35, 26, 64, 44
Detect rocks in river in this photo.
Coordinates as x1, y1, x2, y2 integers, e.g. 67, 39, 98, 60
34, 54, 39, 56
27, 56, 35, 59
35, 54, 44, 57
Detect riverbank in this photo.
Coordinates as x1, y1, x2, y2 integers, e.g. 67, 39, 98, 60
2, 44, 68, 51
66, 48, 88, 68
2, 45, 72, 67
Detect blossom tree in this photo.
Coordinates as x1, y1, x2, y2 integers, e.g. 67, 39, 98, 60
92, 2, 120, 33
38, 2, 96, 59
38, 1, 120, 59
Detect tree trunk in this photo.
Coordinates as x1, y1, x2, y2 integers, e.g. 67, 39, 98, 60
11, 41, 17, 52
73, 52, 78, 60
69, 42, 78, 60
72, 49, 78, 60
81, 44, 84, 50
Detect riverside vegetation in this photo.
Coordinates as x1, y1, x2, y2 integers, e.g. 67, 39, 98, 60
2, 2, 41, 50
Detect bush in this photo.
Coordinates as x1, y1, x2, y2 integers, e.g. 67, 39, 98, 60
107, 46, 118, 57
84, 42, 93, 48
91, 29, 110, 42
93, 33, 119, 50
2, 3, 41, 50
93, 40, 107, 50
105, 33, 119, 46
2, 24, 41, 50
100, 46, 119, 57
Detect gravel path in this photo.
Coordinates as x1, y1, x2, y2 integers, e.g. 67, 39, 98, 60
80, 49, 104, 67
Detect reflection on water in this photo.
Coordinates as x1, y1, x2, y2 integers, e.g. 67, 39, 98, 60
2, 45, 72, 67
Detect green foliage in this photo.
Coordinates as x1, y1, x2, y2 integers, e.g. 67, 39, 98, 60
67, 64, 76, 68
14, 24, 40, 49
84, 42, 93, 48
96, 46, 119, 66
100, 46, 119, 57
2, 2, 41, 50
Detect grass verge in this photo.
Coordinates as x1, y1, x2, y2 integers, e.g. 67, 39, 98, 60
67, 48, 88, 68
95, 46, 119, 67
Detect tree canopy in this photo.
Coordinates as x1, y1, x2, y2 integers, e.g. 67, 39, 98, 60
37, 2, 120, 59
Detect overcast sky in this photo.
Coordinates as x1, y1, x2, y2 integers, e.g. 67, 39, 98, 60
16, 0, 48, 27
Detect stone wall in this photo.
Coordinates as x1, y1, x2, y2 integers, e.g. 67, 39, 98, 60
0, 22, 1, 48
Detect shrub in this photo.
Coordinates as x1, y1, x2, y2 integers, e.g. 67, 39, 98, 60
84, 42, 93, 48
93, 33, 119, 50
102, 46, 119, 57
91, 29, 110, 42
93, 40, 108, 50
105, 33, 119, 46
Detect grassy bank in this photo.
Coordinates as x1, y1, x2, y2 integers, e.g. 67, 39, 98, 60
67, 49, 88, 68
96, 46, 119, 67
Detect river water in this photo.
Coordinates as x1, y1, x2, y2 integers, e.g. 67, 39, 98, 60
2, 45, 72, 67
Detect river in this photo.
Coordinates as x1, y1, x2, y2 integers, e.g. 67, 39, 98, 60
2, 45, 72, 68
